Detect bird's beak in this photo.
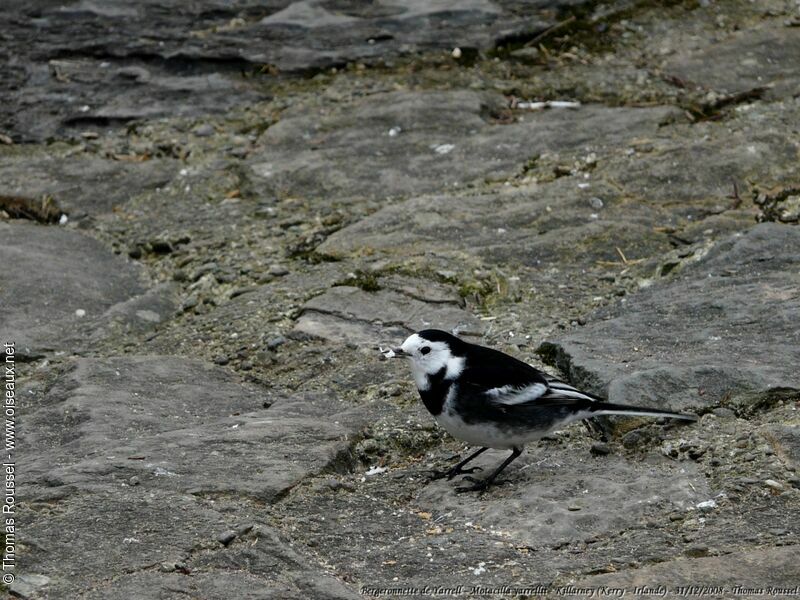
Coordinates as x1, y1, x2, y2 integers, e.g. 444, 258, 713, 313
392, 347, 409, 357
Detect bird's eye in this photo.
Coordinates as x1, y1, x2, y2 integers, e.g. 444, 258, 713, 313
420, 346, 431, 355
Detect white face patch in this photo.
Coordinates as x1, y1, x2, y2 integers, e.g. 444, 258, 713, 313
400, 333, 465, 391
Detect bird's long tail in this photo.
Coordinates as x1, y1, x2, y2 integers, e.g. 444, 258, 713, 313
589, 401, 697, 421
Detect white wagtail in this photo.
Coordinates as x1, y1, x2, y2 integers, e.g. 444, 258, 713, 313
386, 329, 697, 493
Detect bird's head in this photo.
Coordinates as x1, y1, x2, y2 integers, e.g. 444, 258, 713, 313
393, 329, 467, 390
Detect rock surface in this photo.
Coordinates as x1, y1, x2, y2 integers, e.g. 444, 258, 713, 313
0, 222, 146, 356
1, 0, 595, 141
22, 356, 367, 501
0, 149, 176, 217
6, 0, 800, 597
295, 284, 482, 345
538, 224, 800, 414
565, 545, 800, 597
249, 93, 676, 202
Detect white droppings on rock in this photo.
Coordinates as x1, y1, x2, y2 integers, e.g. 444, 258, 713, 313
135, 310, 161, 323
472, 561, 486, 575
433, 144, 455, 155
696, 499, 717, 511
75, 309, 86, 317
366, 466, 388, 476
153, 467, 177, 477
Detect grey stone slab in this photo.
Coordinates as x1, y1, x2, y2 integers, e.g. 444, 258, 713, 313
0, 148, 176, 217
603, 125, 800, 205
1, 0, 595, 140
0, 222, 145, 356
416, 446, 709, 550
17, 491, 360, 599
21, 356, 366, 502
88, 282, 181, 343
562, 545, 800, 597
665, 25, 800, 98
249, 91, 677, 201
294, 285, 483, 345
317, 175, 672, 267
79, 571, 360, 600
761, 424, 800, 471
538, 223, 800, 414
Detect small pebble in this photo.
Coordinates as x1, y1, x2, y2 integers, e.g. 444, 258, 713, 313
149, 239, 173, 254
764, 479, 784, 491
193, 123, 215, 137
181, 295, 199, 311
590, 442, 610, 456
217, 530, 237, 546
267, 336, 287, 350
268, 264, 289, 277
684, 544, 709, 557
712, 407, 735, 419
589, 196, 604, 209
128, 476, 140, 486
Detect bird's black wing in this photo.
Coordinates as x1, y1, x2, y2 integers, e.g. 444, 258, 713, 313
458, 344, 550, 404
459, 344, 602, 409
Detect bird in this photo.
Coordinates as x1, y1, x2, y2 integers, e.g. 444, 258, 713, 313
388, 329, 697, 493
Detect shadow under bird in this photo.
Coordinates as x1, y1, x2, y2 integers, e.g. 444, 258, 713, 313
388, 329, 697, 493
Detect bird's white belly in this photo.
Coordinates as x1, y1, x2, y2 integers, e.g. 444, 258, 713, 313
435, 409, 542, 450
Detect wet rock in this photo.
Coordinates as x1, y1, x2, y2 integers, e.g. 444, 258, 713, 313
539, 224, 800, 413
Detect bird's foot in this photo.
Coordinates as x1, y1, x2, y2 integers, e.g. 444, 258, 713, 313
429, 465, 483, 481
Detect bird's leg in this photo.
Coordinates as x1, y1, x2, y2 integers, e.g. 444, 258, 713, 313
429, 447, 488, 480
456, 447, 523, 493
